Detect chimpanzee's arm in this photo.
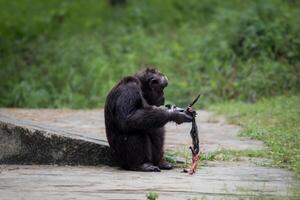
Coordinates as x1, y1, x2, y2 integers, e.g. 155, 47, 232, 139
115, 83, 170, 131
125, 106, 170, 130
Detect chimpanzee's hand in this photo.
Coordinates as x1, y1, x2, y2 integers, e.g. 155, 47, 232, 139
169, 110, 193, 124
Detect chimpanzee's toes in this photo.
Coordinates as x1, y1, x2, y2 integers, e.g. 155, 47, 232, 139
158, 161, 174, 170
137, 163, 161, 172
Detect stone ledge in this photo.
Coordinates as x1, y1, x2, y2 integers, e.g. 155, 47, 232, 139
0, 121, 113, 165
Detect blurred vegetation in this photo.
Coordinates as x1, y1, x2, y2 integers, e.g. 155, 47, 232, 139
146, 191, 159, 200
0, 0, 300, 108
210, 95, 300, 178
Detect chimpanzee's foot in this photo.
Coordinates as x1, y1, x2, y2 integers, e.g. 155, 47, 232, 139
158, 160, 174, 170
135, 162, 161, 172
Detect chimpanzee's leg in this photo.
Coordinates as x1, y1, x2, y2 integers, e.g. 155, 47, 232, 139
149, 128, 174, 170
117, 133, 160, 172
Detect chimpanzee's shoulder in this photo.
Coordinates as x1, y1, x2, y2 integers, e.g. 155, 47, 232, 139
116, 76, 141, 89
121, 76, 140, 85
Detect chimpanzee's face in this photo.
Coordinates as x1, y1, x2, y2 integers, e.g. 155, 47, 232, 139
135, 68, 168, 106
147, 72, 168, 106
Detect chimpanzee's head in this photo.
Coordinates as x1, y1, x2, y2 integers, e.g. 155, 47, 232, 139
135, 68, 168, 106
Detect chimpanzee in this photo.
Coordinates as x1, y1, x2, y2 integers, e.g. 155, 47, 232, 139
104, 68, 192, 172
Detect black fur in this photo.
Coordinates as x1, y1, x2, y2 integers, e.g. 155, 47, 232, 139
104, 68, 191, 171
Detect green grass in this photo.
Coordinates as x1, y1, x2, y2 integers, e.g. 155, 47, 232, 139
1, 0, 300, 108
146, 191, 159, 200
200, 149, 268, 162
165, 148, 267, 168
209, 95, 300, 178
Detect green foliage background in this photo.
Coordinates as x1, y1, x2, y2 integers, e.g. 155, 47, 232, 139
1, 0, 299, 108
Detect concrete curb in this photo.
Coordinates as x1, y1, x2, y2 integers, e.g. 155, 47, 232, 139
0, 121, 113, 165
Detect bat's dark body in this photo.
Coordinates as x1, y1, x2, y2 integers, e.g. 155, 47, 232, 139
187, 94, 200, 154
190, 117, 199, 155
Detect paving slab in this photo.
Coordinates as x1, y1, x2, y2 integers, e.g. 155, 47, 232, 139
0, 108, 298, 199
0, 163, 298, 200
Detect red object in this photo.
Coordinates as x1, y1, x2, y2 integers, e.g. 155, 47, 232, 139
188, 152, 199, 175
182, 146, 200, 175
